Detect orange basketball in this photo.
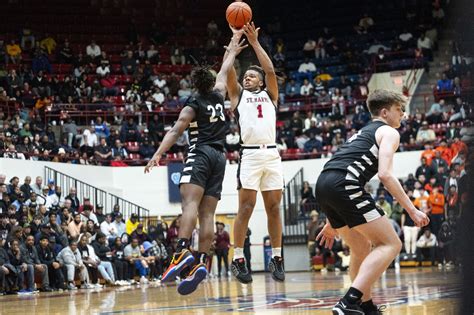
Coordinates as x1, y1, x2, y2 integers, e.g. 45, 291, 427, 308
226, 1, 252, 29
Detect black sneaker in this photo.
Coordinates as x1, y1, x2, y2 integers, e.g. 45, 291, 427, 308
231, 258, 252, 284
364, 304, 387, 315
332, 298, 364, 315
268, 256, 285, 282
40, 286, 53, 292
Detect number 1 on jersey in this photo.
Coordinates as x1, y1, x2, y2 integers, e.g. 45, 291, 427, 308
257, 104, 263, 118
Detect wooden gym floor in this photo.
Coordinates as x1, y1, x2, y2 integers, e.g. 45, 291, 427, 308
0, 268, 460, 314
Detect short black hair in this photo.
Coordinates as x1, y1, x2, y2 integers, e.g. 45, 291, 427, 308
247, 65, 265, 81
191, 66, 215, 95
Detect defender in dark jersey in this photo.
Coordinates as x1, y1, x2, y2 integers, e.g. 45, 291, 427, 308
144, 34, 248, 295
315, 90, 429, 315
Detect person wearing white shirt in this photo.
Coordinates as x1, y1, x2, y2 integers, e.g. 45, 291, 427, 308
153, 75, 168, 94
44, 185, 65, 208
399, 31, 413, 43
80, 206, 98, 225
111, 214, 126, 237
300, 79, 314, 96
100, 214, 118, 242
31, 176, 43, 195
304, 111, 318, 131
86, 40, 101, 59
80, 127, 99, 148
298, 58, 316, 73
417, 33, 433, 60
152, 88, 165, 104
416, 229, 437, 265
96, 65, 110, 77
147, 45, 158, 60
37, 186, 49, 206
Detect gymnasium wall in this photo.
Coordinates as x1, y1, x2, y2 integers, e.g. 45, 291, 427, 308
0, 150, 423, 271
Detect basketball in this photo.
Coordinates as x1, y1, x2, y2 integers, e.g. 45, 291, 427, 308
226, 1, 252, 29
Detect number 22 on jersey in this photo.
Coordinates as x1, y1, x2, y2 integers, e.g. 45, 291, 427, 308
207, 103, 225, 122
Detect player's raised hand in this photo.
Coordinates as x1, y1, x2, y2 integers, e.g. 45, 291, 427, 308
409, 209, 430, 227
228, 24, 245, 39
242, 22, 260, 45
316, 222, 338, 249
144, 154, 161, 174
224, 36, 248, 56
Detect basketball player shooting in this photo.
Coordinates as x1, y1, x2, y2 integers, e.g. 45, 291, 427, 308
225, 22, 285, 284
144, 33, 247, 295
315, 90, 430, 314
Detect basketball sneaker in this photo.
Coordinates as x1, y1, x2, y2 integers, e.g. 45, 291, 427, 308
161, 249, 195, 282
363, 303, 386, 314
177, 263, 208, 295
332, 298, 365, 314
268, 256, 285, 282
231, 258, 252, 284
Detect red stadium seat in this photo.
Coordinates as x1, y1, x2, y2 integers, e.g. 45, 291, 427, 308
126, 142, 140, 153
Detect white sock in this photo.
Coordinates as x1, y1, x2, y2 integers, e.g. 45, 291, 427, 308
233, 248, 244, 260
272, 247, 282, 258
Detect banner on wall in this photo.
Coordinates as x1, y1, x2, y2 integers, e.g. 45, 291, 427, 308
167, 162, 184, 203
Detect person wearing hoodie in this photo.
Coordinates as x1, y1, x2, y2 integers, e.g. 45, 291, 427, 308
21, 235, 52, 292
36, 235, 66, 290
437, 221, 454, 267
8, 239, 35, 294
0, 239, 18, 294
57, 240, 90, 290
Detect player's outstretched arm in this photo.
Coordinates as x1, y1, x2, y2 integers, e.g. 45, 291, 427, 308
215, 34, 248, 99
144, 107, 195, 173
242, 22, 278, 104
376, 126, 430, 227
225, 25, 244, 110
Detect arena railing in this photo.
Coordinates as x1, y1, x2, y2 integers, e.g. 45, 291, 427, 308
282, 167, 310, 245
44, 166, 151, 219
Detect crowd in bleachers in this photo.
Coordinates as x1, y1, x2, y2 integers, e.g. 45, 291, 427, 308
0, 0, 471, 165
0, 172, 233, 294
307, 127, 470, 271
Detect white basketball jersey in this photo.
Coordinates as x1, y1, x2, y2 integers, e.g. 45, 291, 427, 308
236, 89, 276, 145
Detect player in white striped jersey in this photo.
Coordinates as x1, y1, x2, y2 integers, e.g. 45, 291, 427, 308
315, 90, 429, 314
225, 23, 285, 284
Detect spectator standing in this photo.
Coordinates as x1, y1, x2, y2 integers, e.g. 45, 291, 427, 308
417, 33, 433, 61
401, 194, 419, 259
428, 186, 445, 235
214, 222, 230, 278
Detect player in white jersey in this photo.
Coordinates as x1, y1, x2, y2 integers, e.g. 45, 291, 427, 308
225, 23, 284, 284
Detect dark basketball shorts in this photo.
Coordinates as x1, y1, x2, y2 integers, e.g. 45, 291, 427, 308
315, 170, 385, 229
179, 144, 226, 199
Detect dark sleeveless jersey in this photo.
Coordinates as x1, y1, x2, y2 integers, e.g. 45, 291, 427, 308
184, 91, 228, 150
323, 120, 387, 184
